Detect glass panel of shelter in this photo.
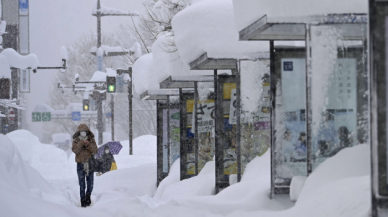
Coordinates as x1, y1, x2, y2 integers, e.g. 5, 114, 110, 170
309, 24, 368, 172
239, 60, 271, 174
273, 46, 307, 193
216, 75, 237, 190
193, 89, 215, 173
272, 25, 368, 194
180, 92, 196, 180
156, 100, 180, 186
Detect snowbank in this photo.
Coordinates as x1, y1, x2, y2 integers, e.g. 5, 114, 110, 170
232, 0, 368, 31
94, 163, 156, 198
153, 158, 181, 201
115, 136, 157, 169
0, 134, 107, 217
172, 0, 268, 65
7, 130, 75, 180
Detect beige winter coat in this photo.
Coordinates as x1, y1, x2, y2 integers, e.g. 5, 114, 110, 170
72, 124, 98, 163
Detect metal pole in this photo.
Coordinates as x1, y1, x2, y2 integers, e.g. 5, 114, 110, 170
167, 95, 171, 171
305, 24, 312, 175
236, 61, 241, 182
269, 40, 276, 199
129, 68, 133, 155
97, 91, 103, 145
194, 82, 199, 175
213, 69, 219, 193
179, 88, 184, 180
111, 94, 114, 141
97, 0, 101, 48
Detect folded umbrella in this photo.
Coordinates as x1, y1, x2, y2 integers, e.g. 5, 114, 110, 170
97, 141, 123, 158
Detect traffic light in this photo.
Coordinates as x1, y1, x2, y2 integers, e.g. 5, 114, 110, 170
83, 99, 90, 111
106, 76, 116, 93
0, 78, 10, 99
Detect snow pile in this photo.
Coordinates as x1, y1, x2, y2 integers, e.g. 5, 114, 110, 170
172, 0, 268, 65
232, 0, 368, 31
114, 135, 157, 169
94, 163, 156, 198
0, 134, 106, 217
289, 176, 307, 201
7, 130, 75, 180
153, 158, 182, 201
1, 48, 40, 69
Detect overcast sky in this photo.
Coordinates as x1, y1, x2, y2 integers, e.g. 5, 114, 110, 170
27, 0, 145, 139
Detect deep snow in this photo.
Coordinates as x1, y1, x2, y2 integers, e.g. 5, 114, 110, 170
1, 129, 371, 217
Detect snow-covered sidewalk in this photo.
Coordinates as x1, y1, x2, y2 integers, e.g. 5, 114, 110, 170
1, 130, 371, 217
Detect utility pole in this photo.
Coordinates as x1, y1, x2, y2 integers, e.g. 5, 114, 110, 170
92, 0, 138, 146
128, 68, 133, 155
111, 94, 114, 141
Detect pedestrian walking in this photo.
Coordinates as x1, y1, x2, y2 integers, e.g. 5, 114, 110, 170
72, 124, 98, 207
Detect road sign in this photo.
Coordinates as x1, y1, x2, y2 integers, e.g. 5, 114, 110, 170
8, 110, 15, 124
72, 112, 81, 121
42, 112, 51, 122
106, 112, 112, 118
3, 125, 8, 134
116, 74, 125, 93
19, 0, 29, 15
32, 112, 41, 122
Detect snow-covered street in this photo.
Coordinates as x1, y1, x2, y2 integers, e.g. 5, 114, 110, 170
0, 0, 384, 216
0, 130, 370, 217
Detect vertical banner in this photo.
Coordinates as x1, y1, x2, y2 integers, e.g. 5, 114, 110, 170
19, 0, 29, 55
19, 0, 29, 15
19, 69, 30, 93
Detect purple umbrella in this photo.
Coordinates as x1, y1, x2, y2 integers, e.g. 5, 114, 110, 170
97, 141, 122, 158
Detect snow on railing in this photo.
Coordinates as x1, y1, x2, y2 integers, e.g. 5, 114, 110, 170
90, 45, 136, 55
92, 3, 139, 16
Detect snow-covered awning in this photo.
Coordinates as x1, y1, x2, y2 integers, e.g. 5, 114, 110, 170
159, 75, 214, 89
233, 0, 367, 41
239, 14, 367, 41
140, 89, 180, 101
171, 0, 268, 66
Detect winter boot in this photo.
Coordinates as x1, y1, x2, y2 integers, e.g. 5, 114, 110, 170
81, 198, 87, 208
85, 193, 91, 206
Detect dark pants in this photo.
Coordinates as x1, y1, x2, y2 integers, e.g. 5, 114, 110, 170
77, 163, 94, 199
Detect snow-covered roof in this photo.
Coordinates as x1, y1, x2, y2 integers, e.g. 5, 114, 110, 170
92, 2, 139, 16
1, 49, 40, 69
106, 68, 117, 77
232, 0, 368, 32
172, 0, 268, 65
33, 103, 55, 112
133, 53, 156, 95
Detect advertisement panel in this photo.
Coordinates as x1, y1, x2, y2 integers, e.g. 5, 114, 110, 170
223, 83, 237, 175
163, 109, 180, 173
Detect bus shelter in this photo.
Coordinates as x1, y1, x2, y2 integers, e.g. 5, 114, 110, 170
190, 53, 270, 193
370, 1, 388, 216
140, 90, 180, 186
238, 14, 368, 197
159, 75, 215, 180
